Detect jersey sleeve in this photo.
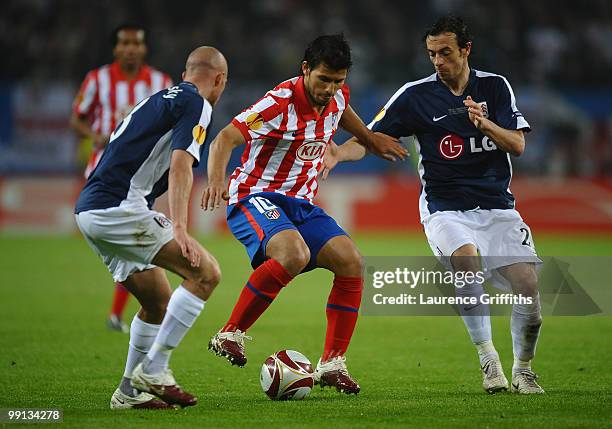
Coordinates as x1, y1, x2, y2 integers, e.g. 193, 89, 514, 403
171, 90, 212, 167
72, 70, 98, 117
493, 76, 530, 132
368, 85, 418, 137
231, 94, 284, 142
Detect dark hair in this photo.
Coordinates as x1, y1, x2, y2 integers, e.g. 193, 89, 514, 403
110, 23, 146, 47
302, 33, 352, 73
422, 16, 471, 49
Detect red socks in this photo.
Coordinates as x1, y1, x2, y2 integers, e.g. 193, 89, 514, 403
323, 276, 363, 362
111, 282, 130, 317
223, 258, 294, 332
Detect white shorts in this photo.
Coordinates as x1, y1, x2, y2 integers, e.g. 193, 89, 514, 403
423, 209, 541, 290
75, 206, 174, 282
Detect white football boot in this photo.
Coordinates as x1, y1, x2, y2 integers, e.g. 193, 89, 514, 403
480, 356, 509, 393
314, 356, 360, 394
511, 369, 545, 394
131, 363, 198, 407
110, 388, 174, 409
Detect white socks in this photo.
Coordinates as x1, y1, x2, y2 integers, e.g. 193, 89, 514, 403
143, 286, 205, 375
511, 294, 542, 374
455, 280, 492, 346
124, 314, 161, 378
121, 314, 160, 396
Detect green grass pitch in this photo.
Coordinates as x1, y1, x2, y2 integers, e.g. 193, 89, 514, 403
1, 233, 611, 428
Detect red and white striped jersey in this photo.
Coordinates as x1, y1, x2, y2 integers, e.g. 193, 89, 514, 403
228, 76, 350, 205
73, 62, 172, 177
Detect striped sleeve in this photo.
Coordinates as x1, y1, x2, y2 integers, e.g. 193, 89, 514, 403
72, 70, 98, 116
232, 94, 284, 142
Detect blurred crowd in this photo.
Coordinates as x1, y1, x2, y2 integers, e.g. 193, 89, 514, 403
1, 0, 611, 176
3, 0, 612, 86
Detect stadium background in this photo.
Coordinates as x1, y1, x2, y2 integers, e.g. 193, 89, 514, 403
1, 1, 611, 428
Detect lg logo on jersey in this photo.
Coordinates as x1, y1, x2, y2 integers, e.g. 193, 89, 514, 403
438, 134, 498, 160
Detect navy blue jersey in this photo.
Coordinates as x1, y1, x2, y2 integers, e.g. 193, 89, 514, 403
75, 82, 212, 213
369, 69, 530, 220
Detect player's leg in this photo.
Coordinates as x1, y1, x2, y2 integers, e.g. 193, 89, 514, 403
498, 262, 544, 394
313, 233, 363, 394
486, 211, 543, 394
111, 267, 176, 410
209, 195, 307, 366
128, 238, 222, 407
424, 212, 506, 393
451, 243, 507, 393
107, 282, 130, 333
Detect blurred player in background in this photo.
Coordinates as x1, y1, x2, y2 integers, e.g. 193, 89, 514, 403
70, 23, 173, 333
324, 16, 544, 394
202, 34, 407, 395
75, 47, 227, 409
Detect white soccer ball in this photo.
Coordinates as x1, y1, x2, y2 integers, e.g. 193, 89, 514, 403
260, 350, 314, 400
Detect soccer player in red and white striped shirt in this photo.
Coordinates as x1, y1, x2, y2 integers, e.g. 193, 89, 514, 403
202, 34, 407, 394
70, 24, 172, 333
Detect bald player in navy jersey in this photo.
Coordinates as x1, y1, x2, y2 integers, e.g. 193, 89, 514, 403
324, 16, 544, 395
75, 46, 228, 409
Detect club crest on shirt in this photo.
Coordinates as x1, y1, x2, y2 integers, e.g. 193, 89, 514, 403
331, 111, 339, 129
478, 101, 489, 118
296, 140, 326, 162
192, 124, 206, 145
264, 209, 281, 220
154, 215, 172, 229
245, 112, 264, 131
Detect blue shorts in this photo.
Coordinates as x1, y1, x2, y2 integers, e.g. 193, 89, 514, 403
226, 192, 348, 272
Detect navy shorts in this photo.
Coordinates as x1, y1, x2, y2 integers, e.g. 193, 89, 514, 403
226, 192, 348, 272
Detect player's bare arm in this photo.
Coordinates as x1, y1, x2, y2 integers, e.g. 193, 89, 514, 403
464, 95, 525, 156
169, 149, 200, 268
339, 105, 408, 161
69, 111, 109, 149
201, 123, 246, 210
321, 137, 367, 180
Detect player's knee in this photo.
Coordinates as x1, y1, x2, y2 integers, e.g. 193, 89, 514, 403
195, 255, 222, 289
277, 240, 310, 275
451, 245, 480, 273
511, 267, 538, 297
336, 247, 363, 277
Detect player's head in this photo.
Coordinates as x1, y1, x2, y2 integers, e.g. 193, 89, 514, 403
111, 23, 147, 71
301, 34, 352, 107
182, 46, 228, 106
423, 16, 472, 82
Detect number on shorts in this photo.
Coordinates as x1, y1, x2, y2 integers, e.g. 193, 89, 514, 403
519, 227, 531, 246
249, 196, 277, 214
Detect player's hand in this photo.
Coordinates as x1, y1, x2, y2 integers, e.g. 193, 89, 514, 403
366, 132, 408, 161
320, 140, 339, 180
201, 182, 229, 211
173, 225, 200, 268
464, 96, 488, 130
93, 134, 110, 149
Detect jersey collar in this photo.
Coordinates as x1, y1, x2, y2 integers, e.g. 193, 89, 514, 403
110, 61, 149, 82
436, 68, 477, 96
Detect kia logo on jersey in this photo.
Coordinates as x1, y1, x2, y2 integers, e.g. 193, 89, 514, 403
296, 140, 326, 162
438, 134, 464, 159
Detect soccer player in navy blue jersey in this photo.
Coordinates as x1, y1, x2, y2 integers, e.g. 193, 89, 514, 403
324, 16, 545, 394
75, 47, 228, 409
